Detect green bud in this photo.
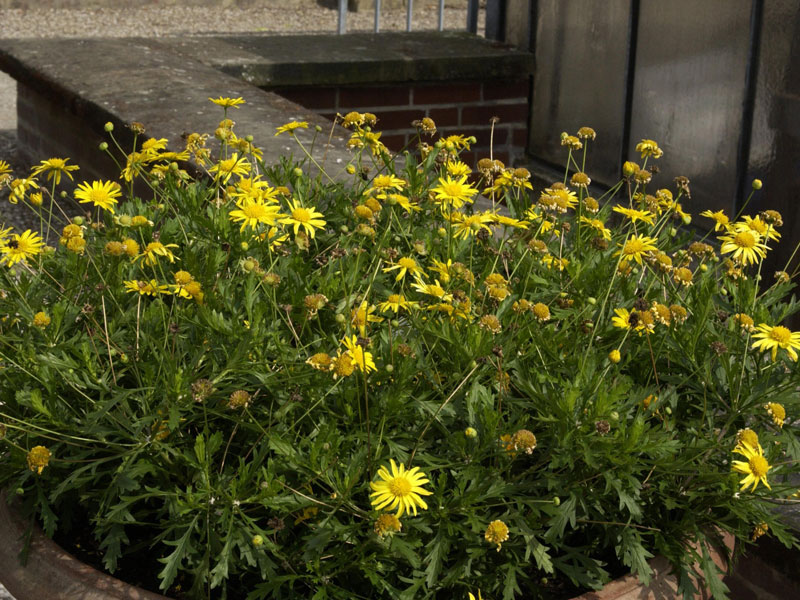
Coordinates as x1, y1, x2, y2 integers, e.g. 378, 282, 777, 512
752, 179, 762, 190
464, 427, 478, 438
292, 167, 303, 177
669, 227, 678, 237
682, 214, 691, 225
665, 406, 673, 415
98, 142, 109, 151
391, 319, 400, 327
340, 225, 349, 233
15, 488, 24, 496
609, 411, 619, 422
587, 297, 596, 305
104, 121, 114, 132
240, 241, 249, 251
385, 364, 394, 374
314, 125, 323, 132
72, 216, 85, 226
335, 313, 346, 324
252, 535, 264, 547
245, 135, 254, 142
553, 497, 560, 506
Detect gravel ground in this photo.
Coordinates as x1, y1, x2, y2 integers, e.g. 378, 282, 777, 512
0, 4, 483, 598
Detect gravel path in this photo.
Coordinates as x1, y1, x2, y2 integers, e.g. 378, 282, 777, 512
0, 4, 483, 598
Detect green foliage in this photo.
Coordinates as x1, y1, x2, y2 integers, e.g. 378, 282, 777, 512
0, 112, 798, 599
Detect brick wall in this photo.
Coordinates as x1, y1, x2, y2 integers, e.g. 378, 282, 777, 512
273, 78, 530, 167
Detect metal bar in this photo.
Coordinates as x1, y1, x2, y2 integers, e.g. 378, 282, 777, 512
466, 0, 479, 34
407, 0, 413, 32
338, 0, 347, 34
438, 0, 445, 31
375, 0, 381, 33
485, 0, 505, 41
734, 0, 764, 214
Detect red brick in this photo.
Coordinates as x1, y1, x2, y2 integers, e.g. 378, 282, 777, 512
379, 133, 407, 151
413, 82, 482, 104
339, 85, 411, 107
482, 79, 531, 101
426, 107, 459, 128
273, 87, 337, 111
512, 126, 529, 147
369, 109, 424, 131
461, 103, 529, 126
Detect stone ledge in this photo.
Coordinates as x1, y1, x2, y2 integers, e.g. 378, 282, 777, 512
161, 31, 533, 87
0, 37, 352, 172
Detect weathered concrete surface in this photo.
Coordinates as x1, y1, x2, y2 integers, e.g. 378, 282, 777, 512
164, 31, 534, 87
0, 37, 352, 174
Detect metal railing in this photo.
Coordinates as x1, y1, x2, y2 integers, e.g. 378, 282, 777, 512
337, 0, 481, 35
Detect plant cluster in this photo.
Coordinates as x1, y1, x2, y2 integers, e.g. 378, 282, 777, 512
0, 99, 799, 600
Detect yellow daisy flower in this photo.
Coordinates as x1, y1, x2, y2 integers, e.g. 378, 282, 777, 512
369, 459, 432, 517
378, 294, 417, 314
208, 96, 245, 108
431, 175, 478, 210
74, 180, 122, 213
123, 279, 170, 296
451, 211, 493, 240
342, 335, 377, 374
209, 153, 251, 184
700, 209, 731, 232
719, 230, 768, 266
135, 241, 179, 266
27, 445, 51, 475
31, 157, 79, 185
275, 121, 309, 136
0, 229, 44, 266
229, 197, 282, 232
383, 256, 424, 282
615, 235, 658, 265
280, 199, 326, 239
613, 206, 655, 225
751, 324, 800, 361
732, 442, 771, 492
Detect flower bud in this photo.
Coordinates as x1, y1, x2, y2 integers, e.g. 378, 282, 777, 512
293, 167, 303, 177
99, 142, 109, 151
72, 216, 85, 226
252, 535, 264, 547
104, 121, 114, 132
752, 179, 762, 190
464, 427, 478, 438
622, 161, 638, 177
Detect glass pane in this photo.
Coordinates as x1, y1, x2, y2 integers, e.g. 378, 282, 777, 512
747, 1, 800, 274
629, 0, 753, 216
529, 0, 630, 184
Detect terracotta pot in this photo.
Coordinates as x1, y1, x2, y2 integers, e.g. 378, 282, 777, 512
571, 532, 735, 600
0, 491, 732, 600
0, 491, 168, 600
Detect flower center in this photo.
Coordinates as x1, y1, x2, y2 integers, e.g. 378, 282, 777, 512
388, 477, 412, 497
398, 258, 416, 269
770, 326, 791, 344
625, 239, 644, 254
243, 203, 267, 219
749, 455, 769, 477
90, 189, 108, 204
293, 207, 311, 223
734, 231, 756, 248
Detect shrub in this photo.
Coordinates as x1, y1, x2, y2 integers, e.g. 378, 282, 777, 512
0, 101, 798, 600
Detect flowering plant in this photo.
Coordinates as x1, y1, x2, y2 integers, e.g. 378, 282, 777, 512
0, 101, 799, 600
